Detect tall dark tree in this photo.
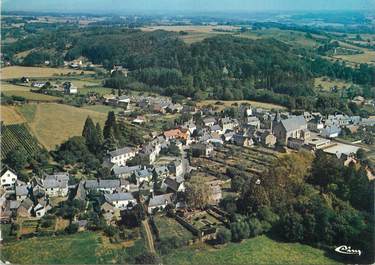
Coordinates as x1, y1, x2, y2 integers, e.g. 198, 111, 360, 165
96, 122, 103, 145
82, 116, 100, 153
103, 111, 118, 140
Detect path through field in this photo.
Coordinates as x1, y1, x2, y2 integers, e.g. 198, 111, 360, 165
142, 219, 156, 253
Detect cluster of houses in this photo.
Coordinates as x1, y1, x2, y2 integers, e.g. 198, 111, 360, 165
101, 94, 184, 115
28, 80, 78, 95
1, 102, 372, 228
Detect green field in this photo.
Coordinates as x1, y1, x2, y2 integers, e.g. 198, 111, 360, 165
78, 86, 113, 96
0, 232, 147, 264
163, 235, 342, 265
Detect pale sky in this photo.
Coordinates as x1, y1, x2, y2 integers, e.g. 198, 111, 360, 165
2, 0, 373, 13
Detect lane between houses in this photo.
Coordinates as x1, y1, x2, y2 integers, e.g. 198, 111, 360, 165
142, 219, 156, 253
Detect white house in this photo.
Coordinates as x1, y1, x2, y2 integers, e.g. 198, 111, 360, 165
43, 172, 69, 197
34, 200, 51, 218
148, 193, 173, 214
109, 147, 137, 166
104, 193, 136, 209
63, 82, 78, 94
321, 126, 341, 139
0, 167, 18, 192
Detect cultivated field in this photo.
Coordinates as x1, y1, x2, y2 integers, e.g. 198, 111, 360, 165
0, 66, 93, 80
197, 100, 286, 111
154, 216, 194, 242
163, 235, 341, 265
22, 103, 107, 150
0, 105, 26, 124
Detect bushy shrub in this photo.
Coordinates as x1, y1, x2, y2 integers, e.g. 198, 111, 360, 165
216, 228, 232, 244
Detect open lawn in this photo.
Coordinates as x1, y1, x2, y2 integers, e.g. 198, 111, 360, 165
197, 100, 286, 111
78, 86, 113, 96
314, 77, 352, 91
0, 66, 94, 80
0, 231, 147, 264
15, 104, 37, 123
0, 105, 26, 124
154, 216, 194, 241
26, 103, 107, 150
163, 235, 342, 265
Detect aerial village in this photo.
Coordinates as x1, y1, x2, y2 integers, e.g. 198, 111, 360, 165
1, 79, 374, 244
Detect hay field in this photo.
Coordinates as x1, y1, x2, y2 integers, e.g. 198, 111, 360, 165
0, 66, 93, 80
0, 105, 26, 124
1, 82, 30, 91
1, 82, 60, 101
2, 90, 60, 102
26, 103, 107, 150
333, 50, 375, 64
197, 100, 286, 111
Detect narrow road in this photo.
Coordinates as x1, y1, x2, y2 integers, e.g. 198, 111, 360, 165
142, 219, 156, 253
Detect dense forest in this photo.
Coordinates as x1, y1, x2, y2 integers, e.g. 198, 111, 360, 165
3, 27, 375, 112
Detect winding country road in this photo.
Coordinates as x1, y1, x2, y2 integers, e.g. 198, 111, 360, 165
142, 219, 156, 253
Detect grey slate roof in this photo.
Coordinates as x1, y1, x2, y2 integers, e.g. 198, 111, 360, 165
16, 185, 29, 196
203, 117, 216, 124
104, 192, 135, 202
113, 165, 141, 176
280, 116, 306, 132
163, 177, 181, 192
85, 179, 120, 189
43, 172, 69, 189
148, 193, 173, 208
109, 147, 134, 157
10, 200, 21, 209
210, 124, 222, 132
135, 168, 153, 179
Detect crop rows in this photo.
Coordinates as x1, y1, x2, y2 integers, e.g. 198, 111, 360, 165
1, 123, 42, 160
